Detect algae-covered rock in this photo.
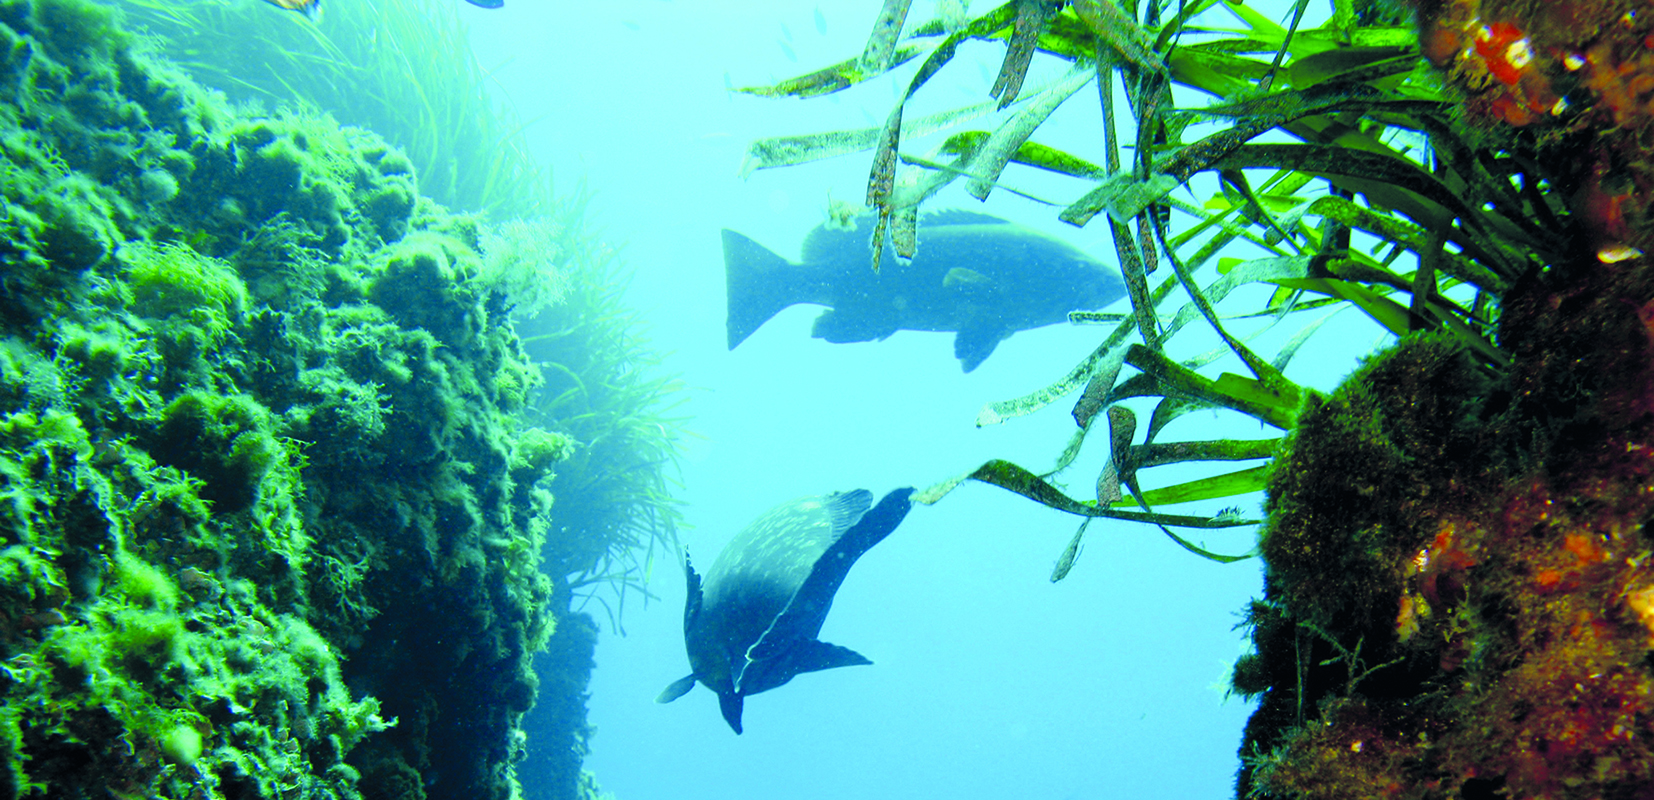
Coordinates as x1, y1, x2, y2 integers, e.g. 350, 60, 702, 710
0, 0, 582, 797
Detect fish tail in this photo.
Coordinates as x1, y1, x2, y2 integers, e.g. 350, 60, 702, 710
723, 229, 802, 350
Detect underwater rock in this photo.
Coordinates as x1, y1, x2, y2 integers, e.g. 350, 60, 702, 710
0, 0, 591, 797
1234, 0, 1654, 788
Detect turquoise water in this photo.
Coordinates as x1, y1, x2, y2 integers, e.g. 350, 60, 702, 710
461, 2, 1383, 798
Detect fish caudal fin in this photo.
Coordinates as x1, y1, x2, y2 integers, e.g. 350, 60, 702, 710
724, 229, 803, 350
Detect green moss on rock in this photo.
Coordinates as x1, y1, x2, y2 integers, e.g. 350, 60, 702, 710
0, 0, 585, 797
1260, 332, 1502, 633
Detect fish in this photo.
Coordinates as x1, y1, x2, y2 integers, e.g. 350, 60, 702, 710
723, 211, 1126, 372
657, 487, 916, 733
1050, 518, 1090, 583
464, 0, 503, 7
259, 0, 320, 19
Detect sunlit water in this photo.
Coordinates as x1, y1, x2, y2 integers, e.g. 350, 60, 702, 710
461, 2, 1386, 798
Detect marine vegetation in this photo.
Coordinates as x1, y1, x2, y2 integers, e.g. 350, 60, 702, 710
117, 0, 548, 219
0, 0, 674, 797
513, 202, 687, 634
723, 210, 1126, 371
741, 0, 1654, 795
656, 487, 916, 734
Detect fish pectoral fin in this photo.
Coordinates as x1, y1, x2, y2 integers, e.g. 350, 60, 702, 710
954, 322, 1010, 372
942, 266, 992, 290
718, 692, 745, 734
657, 674, 698, 704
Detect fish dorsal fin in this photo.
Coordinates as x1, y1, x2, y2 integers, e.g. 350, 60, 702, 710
800, 217, 871, 265
821, 488, 873, 534
922, 209, 1011, 227
744, 488, 916, 671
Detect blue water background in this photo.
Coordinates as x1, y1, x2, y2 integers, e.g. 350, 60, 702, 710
461, 2, 1390, 798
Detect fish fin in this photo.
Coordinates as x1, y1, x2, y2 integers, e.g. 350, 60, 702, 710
811, 307, 899, 343
750, 488, 916, 659
656, 674, 697, 704
783, 639, 873, 674
724, 230, 803, 349
801, 214, 871, 262
682, 551, 702, 636
954, 322, 1010, 372
922, 209, 1013, 227
736, 639, 873, 698
820, 489, 873, 536
718, 692, 745, 734
942, 266, 992, 289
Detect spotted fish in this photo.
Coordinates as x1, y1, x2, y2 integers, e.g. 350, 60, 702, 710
723, 211, 1125, 371
657, 487, 916, 733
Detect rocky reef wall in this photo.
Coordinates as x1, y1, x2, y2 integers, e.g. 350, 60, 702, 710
0, 0, 593, 797
1234, 0, 1654, 794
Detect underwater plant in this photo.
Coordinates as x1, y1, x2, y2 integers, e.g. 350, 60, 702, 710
110, 0, 686, 628
743, 0, 1529, 560
512, 193, 687, 633
743, 0, 1654, 796
116, 0, 548, 219
0, 0, 678, 796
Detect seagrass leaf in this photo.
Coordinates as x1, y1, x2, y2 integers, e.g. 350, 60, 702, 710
1110, 465, 1271, 506
734, 43, 928, 98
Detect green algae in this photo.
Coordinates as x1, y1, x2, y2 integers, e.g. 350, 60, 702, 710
116, 0, 548, 220
0, 0, 666, 796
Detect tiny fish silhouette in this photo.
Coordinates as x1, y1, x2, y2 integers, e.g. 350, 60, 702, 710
657, 487, 915, 733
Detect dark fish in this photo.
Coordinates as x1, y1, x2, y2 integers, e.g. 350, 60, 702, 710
723, 211, 1125, 371
657, 487, 916, 733
464, 0, 504, 8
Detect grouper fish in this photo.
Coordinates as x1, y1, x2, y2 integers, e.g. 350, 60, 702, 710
723, 210, 1125, 371
657, 487, 916, 733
